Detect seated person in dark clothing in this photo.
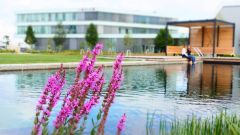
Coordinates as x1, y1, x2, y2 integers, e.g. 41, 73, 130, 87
181, 46, 196, 64
187, 46, 196, 64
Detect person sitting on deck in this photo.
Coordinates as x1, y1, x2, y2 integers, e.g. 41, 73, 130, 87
187, 46, 196, 64
181, 47, 196, 64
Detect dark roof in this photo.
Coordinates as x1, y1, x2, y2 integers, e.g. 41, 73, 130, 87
167, 19, 235, 27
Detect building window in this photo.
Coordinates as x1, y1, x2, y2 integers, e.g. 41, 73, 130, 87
125, 29, 129, 34
85, 12, 97, 20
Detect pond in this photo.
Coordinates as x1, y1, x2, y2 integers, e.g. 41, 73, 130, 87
0, 64, 239, 135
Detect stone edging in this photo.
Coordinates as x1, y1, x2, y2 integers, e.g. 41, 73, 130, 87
0, 60, 198, 72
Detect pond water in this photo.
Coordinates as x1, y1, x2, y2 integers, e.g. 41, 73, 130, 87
0, 64, 240, 135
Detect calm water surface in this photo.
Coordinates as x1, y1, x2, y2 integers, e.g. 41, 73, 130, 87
0, 64, 239, 135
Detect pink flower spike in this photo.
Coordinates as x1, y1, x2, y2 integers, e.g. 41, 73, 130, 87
43, 109, 51, 117
117, 113, 127, 132
92, 43, 104, 55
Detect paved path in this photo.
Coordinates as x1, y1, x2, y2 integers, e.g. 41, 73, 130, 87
0, 60, 194, 71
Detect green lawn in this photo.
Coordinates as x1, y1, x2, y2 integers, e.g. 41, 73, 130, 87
0, 53, 112, 64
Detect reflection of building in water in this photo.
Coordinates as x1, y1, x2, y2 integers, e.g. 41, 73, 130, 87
187, 64, 233, 97
201, 64, 232, 96
163, 64, 234, 97
186, 64, 202, 96
232, 66, 240, 98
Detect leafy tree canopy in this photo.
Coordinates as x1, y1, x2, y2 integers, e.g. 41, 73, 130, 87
154, 29, 172, 52
25, 26, 37, 46
85, 23, 99, 49
53, 22, 66, 50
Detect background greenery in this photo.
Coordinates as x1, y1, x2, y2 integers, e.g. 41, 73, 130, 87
0, 53, 111, 64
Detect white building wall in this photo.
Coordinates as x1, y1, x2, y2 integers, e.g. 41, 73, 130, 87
217, 6, 240, 55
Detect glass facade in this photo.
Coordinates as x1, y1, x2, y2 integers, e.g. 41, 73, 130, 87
17, 25, 162, 35
17, 11, 173, 25
17, 25, 88, 34
16, 10, 176, 36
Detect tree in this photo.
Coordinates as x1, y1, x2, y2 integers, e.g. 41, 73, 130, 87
3, 35, 10, 47
85, 23, 98, 49
154, 29, 172, 53
123, 34, 134, 51
25, 26, 37, 49
178, 34, 188, 45
53, 22, 66, 51
47, 39, 53, 52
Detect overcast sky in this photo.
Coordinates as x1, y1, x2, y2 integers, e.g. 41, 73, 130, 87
0, 0, 240, 41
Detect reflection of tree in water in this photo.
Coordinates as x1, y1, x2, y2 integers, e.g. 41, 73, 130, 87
162, 65, 189, 97
120, 66, 167, 95
16, 70, 76, 99
155, 68, 167, 92
16, 71, 53, 98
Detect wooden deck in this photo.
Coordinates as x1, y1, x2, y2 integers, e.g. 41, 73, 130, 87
125, 56, 240, 65
203, 57, 240, 65
125, 56, 202, 63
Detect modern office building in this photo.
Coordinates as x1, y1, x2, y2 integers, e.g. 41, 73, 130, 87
16, 8, 186, 52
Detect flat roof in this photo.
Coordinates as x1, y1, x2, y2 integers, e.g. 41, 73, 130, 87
16, 8, 176, 20
167, 19, 234, 27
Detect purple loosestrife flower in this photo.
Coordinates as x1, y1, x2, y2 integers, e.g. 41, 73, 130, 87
92, 43, 104, 56
69, 67, 104, 126
53, 44, 104, 134
32, 65, 65, 135
103, 53, 124, 111
117, 113, 127, 132
74, 95, 98, 122
68, 66, 103, 134
98, 53, 124, 135
53, 83, 83, 129
76, 54, 90, 75
86, 43, 103, 74
75, 74, 105, 122
33, 44, 127, 135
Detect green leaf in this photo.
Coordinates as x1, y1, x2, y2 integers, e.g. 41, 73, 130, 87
90, 129, 95, 135
92, 118, 95, 126
34, 117, 38, 125
97, 113, 101, 121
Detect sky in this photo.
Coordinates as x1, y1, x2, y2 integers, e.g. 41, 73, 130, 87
0, 0, 240, 42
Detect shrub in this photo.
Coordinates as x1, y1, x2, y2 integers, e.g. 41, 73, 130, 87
26, 49, 40, 53
217, 54, 234, 57
32, 43, 126, 135
61, 50, 81, 55
0, 49, 15, 53
26, 49, 56, 54
0, 49, 16, 53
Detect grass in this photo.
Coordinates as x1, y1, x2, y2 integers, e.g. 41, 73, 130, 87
0, 53, 112, 64
146, 112, 240, 135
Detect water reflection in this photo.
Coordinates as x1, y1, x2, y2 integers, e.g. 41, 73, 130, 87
0, 64, 239, 135
154, 64, 238, 98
